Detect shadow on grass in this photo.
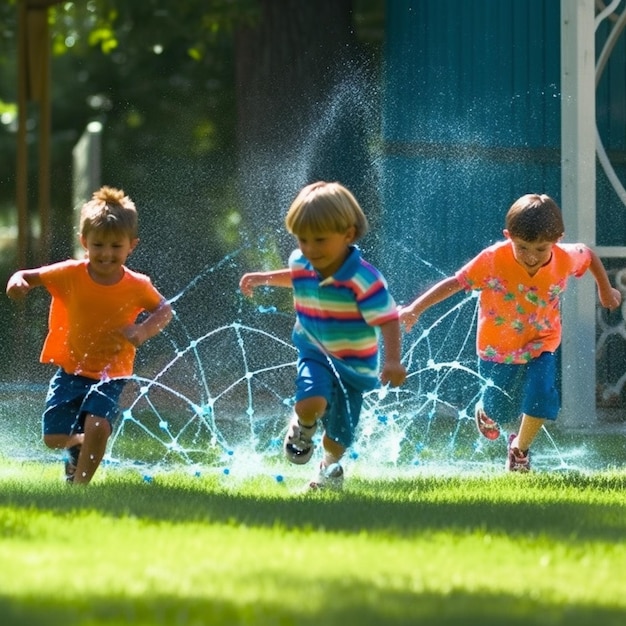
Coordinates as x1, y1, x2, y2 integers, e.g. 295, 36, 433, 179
1, 585, 625, 626
1, 466, 625, 543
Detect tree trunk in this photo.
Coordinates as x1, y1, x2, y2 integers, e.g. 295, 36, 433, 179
234, 0, 379, 256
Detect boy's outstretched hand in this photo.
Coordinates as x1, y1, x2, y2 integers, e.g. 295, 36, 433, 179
239, 274, 259, 298
239, 270, 292, 297
599, 286, 622, 311
398, 305, 420, 332
6, 270, 37, 300
380, 360, 407, 387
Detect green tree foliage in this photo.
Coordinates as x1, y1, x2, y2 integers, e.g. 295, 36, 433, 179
0, 1, 384, 380
0, 0, 259, 379
1, 1, 383, 256
0, 1, 257, 262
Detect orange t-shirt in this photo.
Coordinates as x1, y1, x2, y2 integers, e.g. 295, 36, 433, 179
456, 240, 591, 364
38, 259, 165, 379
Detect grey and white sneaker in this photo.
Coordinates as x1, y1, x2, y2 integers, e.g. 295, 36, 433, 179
309, 462, 344, 491
283, 418, 317, 465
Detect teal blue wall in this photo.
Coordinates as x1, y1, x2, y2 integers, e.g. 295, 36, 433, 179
381, 0, 626, 407
381, 0, 626, 303
381, 0, 562, 302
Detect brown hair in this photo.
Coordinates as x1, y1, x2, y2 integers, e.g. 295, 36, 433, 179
505, 194, 564, 242
79, 186, 138, 239
285, 181, 369, 239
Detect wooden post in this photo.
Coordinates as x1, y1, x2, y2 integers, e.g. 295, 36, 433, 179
16, 0, 60, 267
34, 7, 52, 263
16, 0, 29, 268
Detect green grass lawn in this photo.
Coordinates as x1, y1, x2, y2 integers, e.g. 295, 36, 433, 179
1, 458, 625, 626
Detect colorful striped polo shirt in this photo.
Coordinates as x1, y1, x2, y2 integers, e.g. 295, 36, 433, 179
289, 246, 399, 390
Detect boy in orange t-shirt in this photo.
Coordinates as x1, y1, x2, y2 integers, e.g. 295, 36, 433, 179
399, 194, 621, 471
6, 186, 173, 484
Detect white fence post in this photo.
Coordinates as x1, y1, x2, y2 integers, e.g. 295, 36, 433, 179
72, 121, 103, 258
560, 0, 597, 427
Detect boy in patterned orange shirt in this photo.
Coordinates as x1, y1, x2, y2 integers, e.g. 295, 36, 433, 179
399, 194, 621, 471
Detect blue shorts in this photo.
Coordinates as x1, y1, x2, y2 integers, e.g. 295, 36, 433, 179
42, 369, 127, 436
295, 356, 363, 450
478, 352, 559, 423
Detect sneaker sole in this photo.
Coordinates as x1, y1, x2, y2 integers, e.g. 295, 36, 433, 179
309, 480, 343, 491
283, 420, 316, 465
475, 409, 501, 441
284, 442, 314, 465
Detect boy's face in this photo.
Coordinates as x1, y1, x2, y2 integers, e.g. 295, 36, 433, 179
80, 229, 138, 284
296, 227, 355, 278
504, 230, 556, 276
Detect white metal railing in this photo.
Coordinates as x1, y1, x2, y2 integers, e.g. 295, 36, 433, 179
560, 0, 597, 425
596, 268, 626, 405
595, 1, 626, 412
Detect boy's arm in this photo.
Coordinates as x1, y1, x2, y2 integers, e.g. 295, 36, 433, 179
123, 299, 173, 347
587, 249, 621, 310
378, 319, 407, 387
398, 275, 463, 332
239, 268, 292, 297
6, 269, 44, 300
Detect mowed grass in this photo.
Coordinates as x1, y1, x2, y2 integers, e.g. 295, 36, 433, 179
1, 459, 625, 626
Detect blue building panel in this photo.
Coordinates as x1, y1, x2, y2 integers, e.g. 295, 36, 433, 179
380, 0, 561, 300
381, 0, 626, 413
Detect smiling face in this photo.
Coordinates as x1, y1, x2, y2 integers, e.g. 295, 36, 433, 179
505, 230, 556, 276
80, 229, 138, 285
296, 227, 355, 278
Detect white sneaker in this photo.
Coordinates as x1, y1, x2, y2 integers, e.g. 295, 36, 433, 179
309, 462, 344, 490
283, 418, 317, 465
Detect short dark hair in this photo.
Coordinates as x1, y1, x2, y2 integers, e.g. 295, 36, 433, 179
505, 194, 564, 242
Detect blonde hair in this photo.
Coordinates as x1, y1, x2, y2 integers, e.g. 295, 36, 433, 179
285, 181, 369, 239
79, 186, 138, 238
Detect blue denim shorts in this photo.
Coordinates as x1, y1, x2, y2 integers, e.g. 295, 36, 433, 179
42, 368, 127, 436
295, 356, 364, 449
478, 351, 559, 423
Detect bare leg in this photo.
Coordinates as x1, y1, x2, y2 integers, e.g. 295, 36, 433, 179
43, 433, 85, 450
73, 414, 111, 485
513, 414, 545, 452
294, 396, 327, 427
321, 433, 345, 465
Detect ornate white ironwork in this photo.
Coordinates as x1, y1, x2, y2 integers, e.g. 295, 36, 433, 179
595, 1, 626, 410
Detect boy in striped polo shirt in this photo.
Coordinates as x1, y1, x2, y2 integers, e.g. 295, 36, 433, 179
240, 181, 406, 489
